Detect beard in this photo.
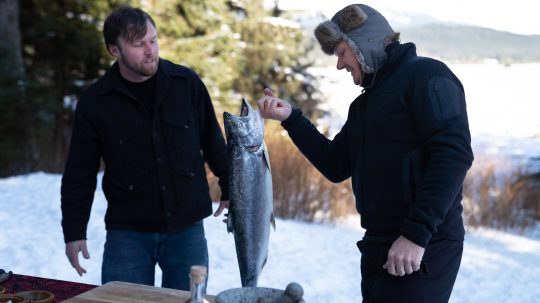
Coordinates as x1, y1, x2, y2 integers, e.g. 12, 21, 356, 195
120, 52, 158, 78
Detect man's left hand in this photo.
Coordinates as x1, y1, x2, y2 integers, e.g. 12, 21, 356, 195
383, 236, 425, 276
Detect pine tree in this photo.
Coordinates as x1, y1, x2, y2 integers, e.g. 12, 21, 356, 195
17, 0, 113, 171
231, 0, 323, 118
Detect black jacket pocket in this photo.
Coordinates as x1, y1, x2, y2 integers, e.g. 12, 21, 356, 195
162, 111, 203, 177
402, 147, 426, 206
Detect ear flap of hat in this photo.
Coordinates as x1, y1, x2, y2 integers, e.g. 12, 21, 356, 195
314, 21, 344, 55
334, 4, 368, 32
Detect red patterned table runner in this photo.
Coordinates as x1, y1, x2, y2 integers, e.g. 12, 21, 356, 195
0, 274, 97, 302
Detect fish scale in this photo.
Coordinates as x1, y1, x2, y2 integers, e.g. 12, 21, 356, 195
223, 98, 275, 287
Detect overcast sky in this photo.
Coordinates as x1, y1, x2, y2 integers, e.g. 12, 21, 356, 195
268, 0, 540, 35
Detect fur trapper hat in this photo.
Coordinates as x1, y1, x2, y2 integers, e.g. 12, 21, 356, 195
315, 4, 397, 74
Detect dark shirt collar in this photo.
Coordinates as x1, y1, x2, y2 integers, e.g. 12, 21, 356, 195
98, 58, 188, 95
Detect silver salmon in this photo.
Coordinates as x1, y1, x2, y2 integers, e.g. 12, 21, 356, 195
223, 98, 275, 287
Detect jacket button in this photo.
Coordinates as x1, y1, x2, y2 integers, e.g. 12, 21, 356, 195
161, 185, 166, 191
118, 140, 123, 145
152, 131, 159, 139
183, 124, 189, 129
189, 172, 195, 177
166, 212, 171, 218
128, 185, 133, 190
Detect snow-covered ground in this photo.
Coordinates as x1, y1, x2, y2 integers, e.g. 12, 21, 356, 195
1, 172, 539, 302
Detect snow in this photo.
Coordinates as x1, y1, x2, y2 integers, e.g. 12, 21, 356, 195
1, 172, 539, 302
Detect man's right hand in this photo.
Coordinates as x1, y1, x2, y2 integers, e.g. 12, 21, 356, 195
256, 88, 292, 121
66, 240, 90, 276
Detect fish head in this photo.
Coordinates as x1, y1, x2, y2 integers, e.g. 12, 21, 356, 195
224, 98, 264, 152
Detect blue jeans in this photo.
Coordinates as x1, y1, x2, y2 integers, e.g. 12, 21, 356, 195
101, 221, 208, 290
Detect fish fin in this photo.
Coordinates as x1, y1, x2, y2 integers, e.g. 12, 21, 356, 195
262, 253, 268, 269
227, 211, 234, 233
271, 212, 276, 231
262, 142, 272, 174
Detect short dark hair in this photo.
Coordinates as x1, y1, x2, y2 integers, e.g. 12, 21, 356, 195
103, 6, 156, 50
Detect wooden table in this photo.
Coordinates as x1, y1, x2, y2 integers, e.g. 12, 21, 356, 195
62, 281, 215, 303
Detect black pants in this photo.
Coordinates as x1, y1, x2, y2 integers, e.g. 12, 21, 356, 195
357, 238, 463, 303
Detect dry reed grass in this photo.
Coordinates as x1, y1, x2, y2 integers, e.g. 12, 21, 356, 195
463, 155, 540, 230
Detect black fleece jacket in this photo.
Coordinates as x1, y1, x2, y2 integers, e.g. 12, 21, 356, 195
282, 43, 473, 247
61, 59, 229, 243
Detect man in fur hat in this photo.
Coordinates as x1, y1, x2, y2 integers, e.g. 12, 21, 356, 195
257, 4, 473, 303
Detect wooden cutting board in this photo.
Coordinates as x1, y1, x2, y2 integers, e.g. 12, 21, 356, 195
62, 281, 215, 303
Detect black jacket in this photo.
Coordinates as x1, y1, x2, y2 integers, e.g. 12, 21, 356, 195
61, 59, 229, 243
282, 43, 473, 247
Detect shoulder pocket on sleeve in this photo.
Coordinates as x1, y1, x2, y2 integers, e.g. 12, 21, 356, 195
428, 77, 463, 121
